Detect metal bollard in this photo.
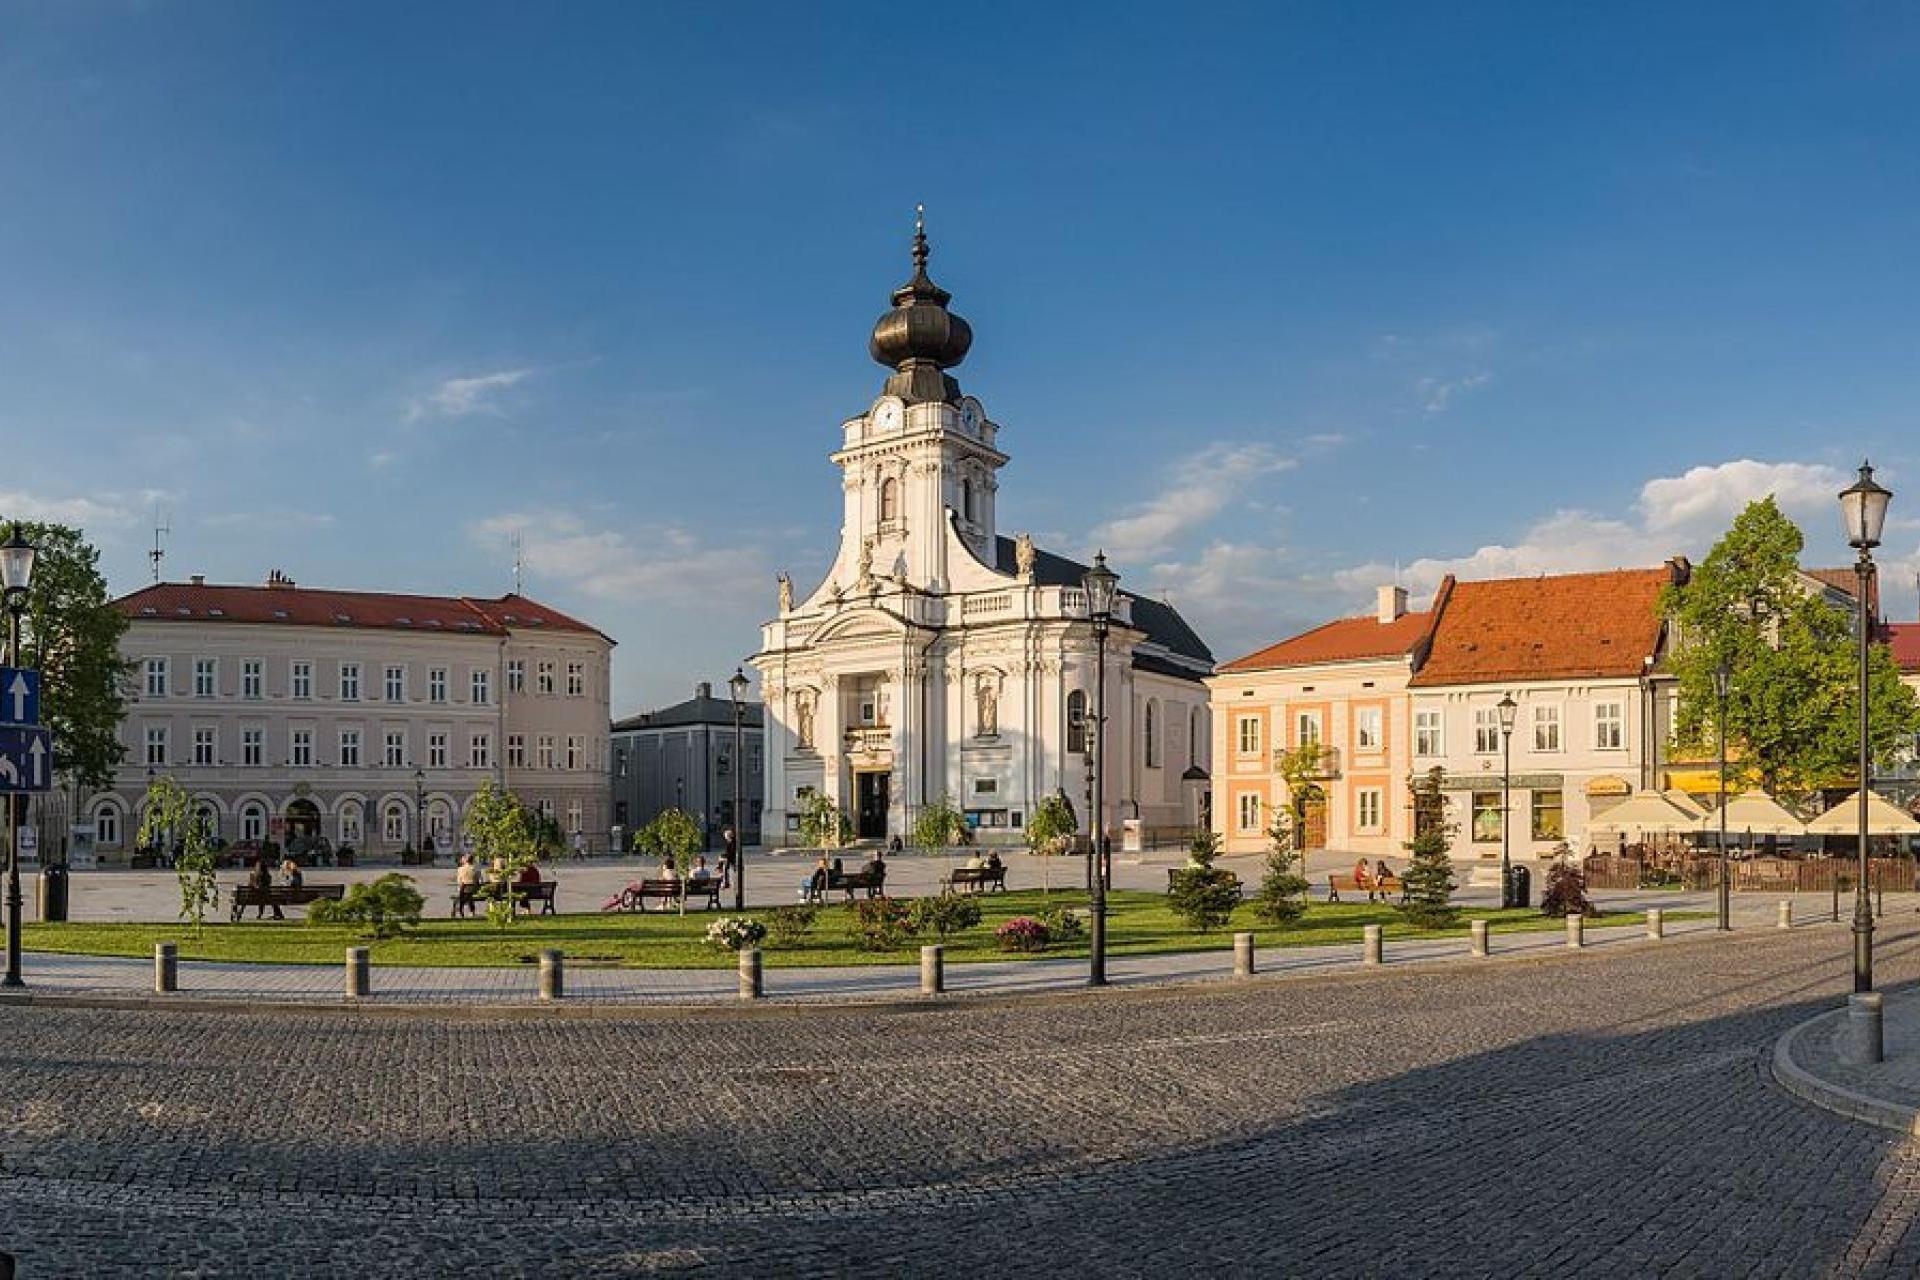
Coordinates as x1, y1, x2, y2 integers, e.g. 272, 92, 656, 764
1778, 900, 1793, 930
1233, 931, 1255, 978
1848, 992, 1885, 1066
921, 944, 944, 995
345, 947, 370, 999
1566, 912, 1585, 950
1647, 908, 1664, 940
1362, 924, 1383, 967
154, 942, 178, 993
539, 949, 564, 1000
738, 947, 763, 1000
1470, 919, 1489, 958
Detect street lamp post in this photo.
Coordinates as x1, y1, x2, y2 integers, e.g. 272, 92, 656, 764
0, 526, 37, 988
1714, 662, 1731, 931
1083, 551, 1120, 988
1496, 693, 1518, 910
729, 667, 750, 912
1840, 460, 1892, 993
414, 767, 426, 859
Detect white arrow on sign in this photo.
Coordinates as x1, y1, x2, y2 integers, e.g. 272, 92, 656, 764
7, 672, 26, 723
28, 735, 45, 786
0, 755, 18, 786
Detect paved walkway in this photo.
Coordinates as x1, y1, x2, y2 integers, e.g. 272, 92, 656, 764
1777, 984, 1920, 1133
10, 887, 1841, 1006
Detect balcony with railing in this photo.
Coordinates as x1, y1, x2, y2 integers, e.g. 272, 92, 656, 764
843, 727, 893, 755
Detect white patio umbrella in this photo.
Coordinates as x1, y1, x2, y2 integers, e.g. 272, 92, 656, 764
1663, 789, 1708, 821
1804, 791, 1920, 837
1690, 790, 1806, 837
1587, 791, 1701, 832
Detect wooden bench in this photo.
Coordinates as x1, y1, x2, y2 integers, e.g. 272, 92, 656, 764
229, 883, 345, 921
944, 865, 1007, 894
814, 868, 887, 903
614, 878, 723, 912
452, 880, 559, 917
1326, 873, 1404, 903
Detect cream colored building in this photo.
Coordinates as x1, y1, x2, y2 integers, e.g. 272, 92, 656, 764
92, 574, 613, 858
1209, 585, 1438, 857
751, 221, 1214, 847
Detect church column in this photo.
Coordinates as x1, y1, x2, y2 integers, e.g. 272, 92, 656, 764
817, 674, 845, 811
763, 680, 789, 847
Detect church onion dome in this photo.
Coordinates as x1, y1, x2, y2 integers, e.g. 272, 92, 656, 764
868, 207, 972, 404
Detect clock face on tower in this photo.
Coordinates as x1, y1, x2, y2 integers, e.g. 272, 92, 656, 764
872, 399, 903, 433
959, 400, 981, 433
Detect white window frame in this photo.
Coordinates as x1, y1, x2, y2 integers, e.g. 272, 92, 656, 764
1355, 706, 1382, 751
507, 733, 526, 768
567, 661, 584, 697
429, 667, 448, 704
1295, 712, 1322, 748
429, 732, 448, 769
240, 803, 266, 843
566, 735, 583, 770
339, 662, 361, 702
566, 798, 582, 834
193, 658, 216, 699
144, 725, 168, 766
537, 661, 555, 695
506, 659, 525, 694
1236, 792, 1262, 833
144, 657, 169, 698
1356, 787, 1383, 832
242, 728, 264, 767
382, 802, 406, 843
291, 729, 313, 767
383, 730, 406, 768
1414, 709, 1442, 757
469, 733, 491, 769
93, 802, 121, 848
1595, 700, 1625, 751
241, 659, 263, 700
339, 728, 361, 768
384, 665, 406, 703
338, 802, 363, 846
1236, 715, 1261, 756
1533, 704, 1561, 753
192, 727, 216, 766
291, 660, 313, 700
1474, 707, 1501, 755
538, 734, 556, 770
471, 669, 491, 705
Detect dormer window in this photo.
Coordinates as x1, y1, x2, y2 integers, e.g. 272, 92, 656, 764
879, 477, 899, 525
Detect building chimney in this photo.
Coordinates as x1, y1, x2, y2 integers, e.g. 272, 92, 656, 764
190, 574, 205, 587
1377, 584, 1408, 624
697, 681, 712, 700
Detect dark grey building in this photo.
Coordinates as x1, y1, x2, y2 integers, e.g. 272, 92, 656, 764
611, 682, 764, 851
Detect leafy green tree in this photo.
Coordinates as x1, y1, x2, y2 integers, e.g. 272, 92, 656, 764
462, 782, 539, 928
308, 873, 425, 938
1, 522, 130, 790
1663, 497, 1920, 801
1272, 743, 1327, 848
1167, 828, 1241, 931
635, 806, 703, 913
795, 791, 852, 851
139, 775, 217, 934
1023, 791, 1078, 893
912, 793, 970, 852
1399, 768, 1458, 928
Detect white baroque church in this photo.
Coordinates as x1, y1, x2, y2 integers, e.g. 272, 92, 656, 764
751, 218, 1215, 847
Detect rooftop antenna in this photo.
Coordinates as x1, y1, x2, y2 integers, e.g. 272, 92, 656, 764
149, 509, 170, 583
511, 531, 524, 595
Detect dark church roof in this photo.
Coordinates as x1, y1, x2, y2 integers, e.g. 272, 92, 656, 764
613, 683, 765, 733
991, 536, 1214, 673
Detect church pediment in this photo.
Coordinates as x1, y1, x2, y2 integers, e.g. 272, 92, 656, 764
810, 608, 906, 645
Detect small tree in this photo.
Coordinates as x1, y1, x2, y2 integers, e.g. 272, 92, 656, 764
795, 791, 852, 852
914, 792, 971, 882
909, 892, 983, 939
1023, 791, 1078, 894
1399, 768, 1458, 928
140, 775, 218, 935
636, 807, 704, 913
1539, 846, 1596, 918
1168, 829, 1242, 932
1254, 805, 1312, 926
308, 873, 425, 938
463, 781, 539, 929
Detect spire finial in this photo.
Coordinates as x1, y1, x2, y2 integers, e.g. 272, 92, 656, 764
912, 204, 929, 274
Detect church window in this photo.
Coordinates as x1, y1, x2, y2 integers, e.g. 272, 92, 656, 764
879, 478, 899, 524
961, 478, 975, 523
1144, 701, 1160, 768
1067, 691, 1088, 754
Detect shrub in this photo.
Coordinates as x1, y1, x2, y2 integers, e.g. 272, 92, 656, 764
843, 896, 917, 951
909, 893, 983, 940
1255, 810, 1311, 926
1037, 905, 1085, 942
703, 916, 769, 952
307, 873, 424, 939
1539, 859, 1598, 918
995, 917, 1051, 953
1168, 867, 1243, 932
765, 904, 819, 947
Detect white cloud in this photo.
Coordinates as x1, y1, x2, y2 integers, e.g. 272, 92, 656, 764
1638, 459, 1843, 531
1090, 442, 1298, 562
470, 511, 767, 604
0, 489, 163, 534
1418, 371, 1491, 414
405, 368, 534, 423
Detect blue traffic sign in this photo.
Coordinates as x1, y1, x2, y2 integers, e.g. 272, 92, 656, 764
0, 725, 51, 792
0, 666, 39, 727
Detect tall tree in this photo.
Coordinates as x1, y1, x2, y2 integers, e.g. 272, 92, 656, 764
2, 521, 129, 789
1662, 497, 1919, 801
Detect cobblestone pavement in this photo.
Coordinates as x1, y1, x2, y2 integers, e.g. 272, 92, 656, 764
6, 921, 1920, 1277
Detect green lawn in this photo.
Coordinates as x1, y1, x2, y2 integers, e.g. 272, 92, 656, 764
21, 891, 1697, 969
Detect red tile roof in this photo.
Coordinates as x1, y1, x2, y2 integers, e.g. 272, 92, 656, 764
1407, 568, 1673, 687
1219, 608, 1436, 673
1806, 567, 1877, 616
113, 582, 610, 642
1887, 623, 1920, 674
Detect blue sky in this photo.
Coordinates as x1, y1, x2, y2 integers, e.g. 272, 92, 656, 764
5, 2, 1920, 711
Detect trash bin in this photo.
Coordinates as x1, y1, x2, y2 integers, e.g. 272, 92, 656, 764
37, 864, 68, 923
1504, 864, 1531, 910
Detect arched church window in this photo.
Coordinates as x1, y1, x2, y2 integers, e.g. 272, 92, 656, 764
1145, 700, 1160, 768
1067, 691, 1088, 755
961, 479, 975, 523
880, 477, 899, 524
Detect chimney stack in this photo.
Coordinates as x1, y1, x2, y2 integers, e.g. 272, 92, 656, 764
697, 681, 712, 700
190, 574, 205, 587
1377, 584, 1408, 624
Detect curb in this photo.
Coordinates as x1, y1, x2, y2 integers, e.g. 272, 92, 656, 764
0, 917, 1810, 1020
1770, 1004, 1920, 1135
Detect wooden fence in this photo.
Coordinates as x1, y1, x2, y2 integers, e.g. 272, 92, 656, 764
1583, 853, 1918, 893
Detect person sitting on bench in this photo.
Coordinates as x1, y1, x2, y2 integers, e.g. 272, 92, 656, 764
280, 857, 304, 890
1352, 857, 1373, 888
517, 860, 543, 887
689, 856, 714, 884
454, 854, 481, 917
